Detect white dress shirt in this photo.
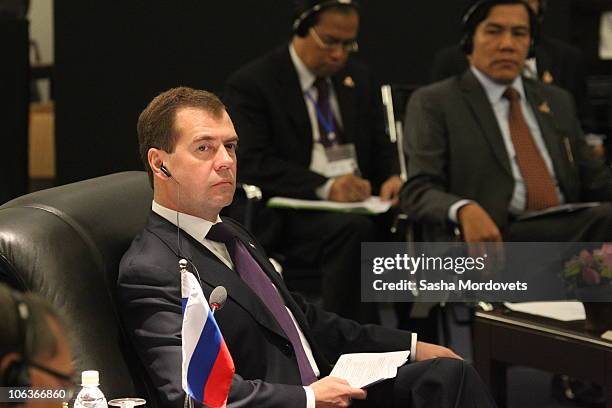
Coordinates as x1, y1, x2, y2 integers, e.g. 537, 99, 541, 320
448, 67, 565, 222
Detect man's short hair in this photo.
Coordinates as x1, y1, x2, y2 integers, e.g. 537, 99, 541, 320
137, 87, 226, 185
0, 284, 65, 362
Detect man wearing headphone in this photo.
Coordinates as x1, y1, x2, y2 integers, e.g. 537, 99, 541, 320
401, 0, 612, 243
0, 284, 75, 408
224, 0, 402, 324
431, 0, 594, 132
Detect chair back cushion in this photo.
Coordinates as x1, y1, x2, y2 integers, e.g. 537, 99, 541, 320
0, 171, 152, 400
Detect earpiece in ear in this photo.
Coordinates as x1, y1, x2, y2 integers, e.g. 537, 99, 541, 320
160, 163, 172, 178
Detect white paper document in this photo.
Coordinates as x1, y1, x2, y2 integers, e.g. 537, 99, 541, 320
329, 350, 410, 388
267, 196, 392, 215
504, 301, 586, 322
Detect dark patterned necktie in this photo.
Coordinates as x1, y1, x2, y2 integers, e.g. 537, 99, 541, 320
503, 87, 560, 210
207, 222, 318, 385
314, 77, 343, 147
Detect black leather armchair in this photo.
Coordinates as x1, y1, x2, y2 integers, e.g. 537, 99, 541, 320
0, 171, 156, 403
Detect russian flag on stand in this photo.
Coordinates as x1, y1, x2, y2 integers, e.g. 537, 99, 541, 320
181, 270, 235, 408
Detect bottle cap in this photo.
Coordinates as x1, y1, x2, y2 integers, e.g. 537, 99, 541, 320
81, 370, 100, 386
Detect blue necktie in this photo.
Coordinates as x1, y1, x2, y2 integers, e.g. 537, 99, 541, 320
314, 77, 343, 147
207, 222, 318, 385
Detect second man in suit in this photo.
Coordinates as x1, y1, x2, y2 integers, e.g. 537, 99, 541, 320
401, 0, 612, 243
431, 0, 594, 132
224, 0, 402, 323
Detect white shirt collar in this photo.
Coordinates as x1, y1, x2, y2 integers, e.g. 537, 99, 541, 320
470, 65, 526, 104
289, 43, 317, 92
151, 200, 222, 243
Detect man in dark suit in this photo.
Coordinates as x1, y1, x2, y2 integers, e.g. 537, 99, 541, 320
401, 0, 612, 243
118, 86, 496, 407
223, 0, 402, 323
431, 0, 594, 131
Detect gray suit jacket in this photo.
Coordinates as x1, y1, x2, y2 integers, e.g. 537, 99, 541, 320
400, 70, 612, 238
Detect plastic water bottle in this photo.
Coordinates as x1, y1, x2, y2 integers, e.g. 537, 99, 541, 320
73, 370, 108, 408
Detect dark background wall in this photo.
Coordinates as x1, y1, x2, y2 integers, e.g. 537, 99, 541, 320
54, 0, 573, 184
1, 18, 29, 202
569, 0, 612, 75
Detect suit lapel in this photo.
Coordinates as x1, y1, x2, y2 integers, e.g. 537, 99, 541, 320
460, 70, 512, 177
523, 80, 569, 192
332, 68, 357, 144
278, 47, 313, 152
227, 221, 324, 355
146, 214, 290, 342
229, 222, 314, 330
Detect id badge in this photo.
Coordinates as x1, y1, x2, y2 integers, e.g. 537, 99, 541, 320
323, 143, 360, 178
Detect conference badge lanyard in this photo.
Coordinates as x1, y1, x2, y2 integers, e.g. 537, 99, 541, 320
305, 89, 359, 178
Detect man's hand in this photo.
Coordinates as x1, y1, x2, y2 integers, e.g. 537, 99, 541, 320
415, 341, 462, 362
379, 175, 403, 207
457, 203, 504, 261
458, 203, 502, 243
329, 175, 372, 202
310, 376, 367, 407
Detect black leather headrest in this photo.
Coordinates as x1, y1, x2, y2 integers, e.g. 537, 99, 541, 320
0, 171, 152, 400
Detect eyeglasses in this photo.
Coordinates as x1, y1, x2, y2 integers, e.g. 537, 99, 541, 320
29, 361, 75, 383
309, 27, 359, 53
28, 361, 78, 399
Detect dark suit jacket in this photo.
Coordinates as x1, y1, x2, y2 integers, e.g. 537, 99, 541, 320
400, 70, 612, 239
224, 45, 399, 199
431, 39, 593, 131
118, 213, 413, 407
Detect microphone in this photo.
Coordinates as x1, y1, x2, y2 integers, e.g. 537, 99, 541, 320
209, 286, 228, 315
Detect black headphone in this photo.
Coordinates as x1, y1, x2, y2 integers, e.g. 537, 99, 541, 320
537, 0, 547, 21
460, 0, 538, 58
1, 291, 32, 388
160, 163, 172, 178
292, 0, 359, 37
